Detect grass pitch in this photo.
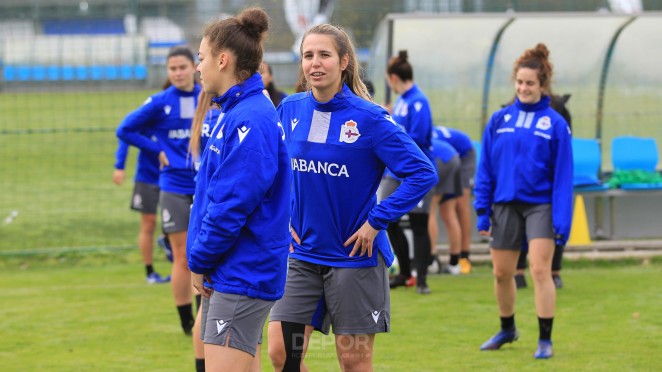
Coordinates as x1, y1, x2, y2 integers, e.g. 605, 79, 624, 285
1, 254, 660, 371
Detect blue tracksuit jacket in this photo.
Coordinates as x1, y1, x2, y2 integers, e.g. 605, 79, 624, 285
187, 74, 291, 301
474, 96, 574, 244
116, 84, 202, 195
431, 137, 459, 163
433, 126, 474, 158
114, 137, 160, 185
279, 84, 437, 268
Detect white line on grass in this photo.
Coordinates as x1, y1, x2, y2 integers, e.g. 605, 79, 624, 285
3, 210, 18, 225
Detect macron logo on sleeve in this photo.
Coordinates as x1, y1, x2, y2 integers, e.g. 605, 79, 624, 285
237, 126, 251, 143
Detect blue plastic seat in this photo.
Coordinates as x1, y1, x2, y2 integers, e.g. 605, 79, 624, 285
611, 136, 662, 190
3, 65, 17, 81
75, 66, 89, 80
90, 65, 103, 80
572, 138, 608, 191
120, 64, 133, 80
47, 65, 60, 81
18, 65, 31, 81
472, 140, 481, 175
61, 65, 75, 81
134, 65, 147, 80
32, 66, 46, 81
104, 65, 119, 80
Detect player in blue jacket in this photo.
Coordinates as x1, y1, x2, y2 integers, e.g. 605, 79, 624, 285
474, 43, 573, 359
427, 135, 463, 285
432, 126, 477, 274
187, 8, 291, 372
381, 50, 435, 294
116, 46, 201, 336
267, 25, 436, 371
112, 135, 170, 284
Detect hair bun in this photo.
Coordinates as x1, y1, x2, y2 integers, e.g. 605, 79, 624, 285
531, 43, 549, 59
398, 50, 408, 61
238, 7, 269, 40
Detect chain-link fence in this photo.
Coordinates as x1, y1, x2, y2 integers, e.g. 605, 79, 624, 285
2, 1, 661, 252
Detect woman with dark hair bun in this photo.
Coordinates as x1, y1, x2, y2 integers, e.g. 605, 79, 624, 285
381, 49, 436, 294
474, 43, 573, 359
188, 7, 292, 371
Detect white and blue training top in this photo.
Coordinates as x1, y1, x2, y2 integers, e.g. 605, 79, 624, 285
116, 84, 202, 195
279, 84, 437, 268
473, 96, 574, 244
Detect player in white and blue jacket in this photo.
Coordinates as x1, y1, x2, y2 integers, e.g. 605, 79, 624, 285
474, 96, 573, 244
268, 25, 437, 372
281, 83, 436, 268
116, 82, 202, 195
474, 43, 573, 359
116, 46, 201, 337
188, 10, 292, 369
382, 49, 436, 293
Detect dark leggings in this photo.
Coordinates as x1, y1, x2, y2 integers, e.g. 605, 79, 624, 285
387, 221, 411, 278
517, 244, 564, 272
409, 213, 431, 287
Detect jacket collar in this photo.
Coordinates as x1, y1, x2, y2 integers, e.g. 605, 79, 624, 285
211, 73, 265, 112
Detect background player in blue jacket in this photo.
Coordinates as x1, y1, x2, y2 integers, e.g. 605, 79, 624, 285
427, 135, 463, 288
112, 135, 169, 284
116, 46, 201, 336
515, 94, 573, 290
188, 8, 291, 372
432, 126, 477, 274
381, 50, 435, 293
474, 43, 573, 359
267, 25, 436, 371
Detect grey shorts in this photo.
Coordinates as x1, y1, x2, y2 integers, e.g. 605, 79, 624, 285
270, 254, 390, 335
130, 182, 159, 214
460, 149, 477, 189
490, 203, 555, 250
433, 156, 463, 200
380, 176, 430, 213
200, 292, 274, 356
159, 191, 193, 234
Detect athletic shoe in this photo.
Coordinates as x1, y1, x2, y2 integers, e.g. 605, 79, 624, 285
146, 272, 170, 284
459, 258, 472, 274
515, 274, 527, 289
157, 235, 174, 263
389, 275, 415, 289
416, 285, 431, 295
480, 328, 519, 350
442, 264, 461, 275
552, 274, 563, 289
428, 257, 441, 274
534, 340, 553, 359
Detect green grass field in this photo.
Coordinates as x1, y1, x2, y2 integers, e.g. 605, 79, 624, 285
0, 90, 157, 251
2, 88, 661, 252
1, 254, 660, 371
